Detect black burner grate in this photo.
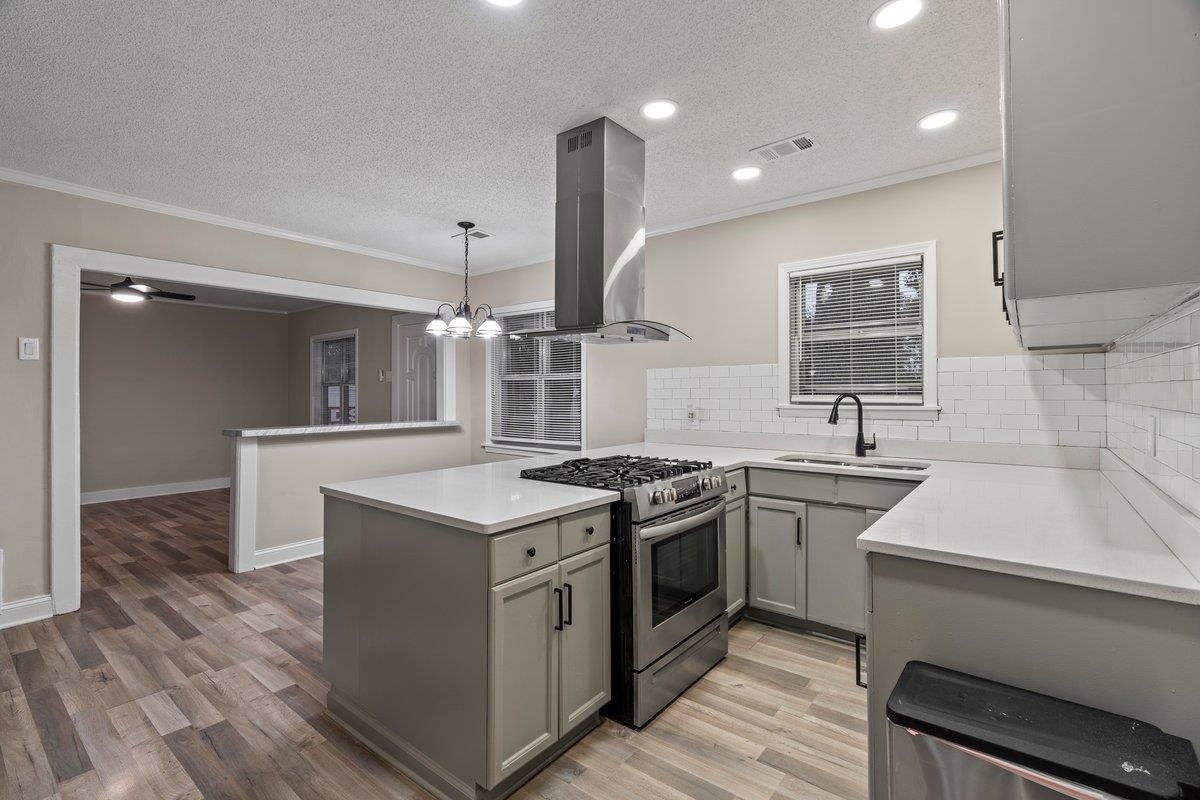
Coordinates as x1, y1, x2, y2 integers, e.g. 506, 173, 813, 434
520, 455, 713, 491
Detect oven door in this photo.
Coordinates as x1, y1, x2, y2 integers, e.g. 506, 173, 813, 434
632, 498, 727, 671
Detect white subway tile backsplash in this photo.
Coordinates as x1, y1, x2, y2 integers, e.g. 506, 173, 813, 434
1107, 297, 1200, 515
971, 356, 1008, 372
646, 356, 1111, 452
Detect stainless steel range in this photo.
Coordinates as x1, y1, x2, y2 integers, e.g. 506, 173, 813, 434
520, 455, 729, 728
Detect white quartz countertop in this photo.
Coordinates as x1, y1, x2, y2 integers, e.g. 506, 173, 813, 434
320, 441, 1200, 605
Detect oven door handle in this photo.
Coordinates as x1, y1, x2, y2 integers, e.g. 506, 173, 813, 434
638, 500, 725, 541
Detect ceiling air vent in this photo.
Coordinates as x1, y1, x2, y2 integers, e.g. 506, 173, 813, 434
750, 133, 817, 164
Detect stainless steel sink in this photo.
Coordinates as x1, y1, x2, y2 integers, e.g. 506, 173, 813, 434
774, 453, 930, 472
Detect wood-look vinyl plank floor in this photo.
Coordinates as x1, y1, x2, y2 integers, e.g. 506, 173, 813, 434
0, 490, 866, 799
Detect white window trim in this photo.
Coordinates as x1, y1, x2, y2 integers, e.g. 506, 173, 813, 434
776, 241, 939, 420
309, 328, 359, 425
483, 300, 588, 454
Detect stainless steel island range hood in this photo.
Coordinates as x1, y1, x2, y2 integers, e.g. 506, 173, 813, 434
520, 117, 689, 343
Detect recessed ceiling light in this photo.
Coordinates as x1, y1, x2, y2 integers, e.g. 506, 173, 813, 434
918, 109, 959, 130
731, 166, 762, 181
871, 0, 923, 29
484, 0, 522, 6
640, 100, 678, 120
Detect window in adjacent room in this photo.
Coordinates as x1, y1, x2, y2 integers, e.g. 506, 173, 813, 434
486, 307, 584, 451
311, 330, 359, 424
778, 242, 937, 412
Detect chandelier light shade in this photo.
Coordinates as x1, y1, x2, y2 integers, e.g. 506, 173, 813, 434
426, 221, 499, 339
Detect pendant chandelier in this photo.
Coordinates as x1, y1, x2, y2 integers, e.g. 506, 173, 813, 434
426, 221, 501, 339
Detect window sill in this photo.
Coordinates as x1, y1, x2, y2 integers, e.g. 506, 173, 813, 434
776, 404, 942, 421
481, 443, 575, 457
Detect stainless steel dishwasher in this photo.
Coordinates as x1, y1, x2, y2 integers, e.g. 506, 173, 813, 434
886, 662, 1200, 800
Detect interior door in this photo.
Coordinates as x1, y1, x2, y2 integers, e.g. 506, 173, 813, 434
487, 564, 559, 788
393, 322, 438, 422
748, 496, 806, 618
805, 504, 870, 633
558, 546, 610, 733
724, 496, 747, 616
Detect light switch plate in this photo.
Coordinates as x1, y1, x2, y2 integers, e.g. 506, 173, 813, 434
18, 337, 39, 360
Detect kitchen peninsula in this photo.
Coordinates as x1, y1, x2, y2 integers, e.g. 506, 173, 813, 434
320, 443, 1200, 800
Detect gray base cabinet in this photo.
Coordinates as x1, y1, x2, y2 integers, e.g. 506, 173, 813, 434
558, 546, 611, 733
324, 498, 612, 800
724, 495, 747, 616
747, 469, 918, 635
748, 496, 807, 618
488, 564, 560, 786
805, 505, 881, 634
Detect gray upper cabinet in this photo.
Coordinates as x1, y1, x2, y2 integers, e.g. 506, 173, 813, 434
488, 564, 560, 787
1002, 0, 1200, 349
748, 496, 807, 618
725, 495, 748, 617
558, 546, 610, 733
805, 505, 870, 633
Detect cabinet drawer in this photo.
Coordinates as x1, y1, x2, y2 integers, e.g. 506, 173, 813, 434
748, 468, 836, 503
836, 476, 918, 510
559, 506, 611, 558
725, 469, 747, 500
489, 521, 560, 586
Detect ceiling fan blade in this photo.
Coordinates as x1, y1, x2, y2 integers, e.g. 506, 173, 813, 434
80, 286, 109, 292
147, 290, 196, 302
80, 282, 110, 288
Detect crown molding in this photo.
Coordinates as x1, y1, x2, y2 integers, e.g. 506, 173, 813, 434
493, 149, 1001, 273
646, 149, 1002, 238
6, 150, 1000, 277
0, 166, 459, 274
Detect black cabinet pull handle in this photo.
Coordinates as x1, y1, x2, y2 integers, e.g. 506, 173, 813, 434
526, 546, 536, 557
563, 582, 573, 625
796, 516, 804, 547
855, 634, 868, 688
553, 587, 563, 631
584, 526, 595, 536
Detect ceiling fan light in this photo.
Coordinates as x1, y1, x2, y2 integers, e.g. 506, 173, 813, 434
111, 289, 145, 303
426, 317, 449, 335
447, 315, 473, 336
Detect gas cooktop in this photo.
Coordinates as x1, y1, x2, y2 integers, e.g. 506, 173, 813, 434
520, 455, 714, 491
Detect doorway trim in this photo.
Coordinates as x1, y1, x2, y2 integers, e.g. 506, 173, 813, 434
50, 244, 442, 615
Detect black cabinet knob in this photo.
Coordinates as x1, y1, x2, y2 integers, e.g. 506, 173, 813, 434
525, 547, 536, 557
585, 526, 595, 536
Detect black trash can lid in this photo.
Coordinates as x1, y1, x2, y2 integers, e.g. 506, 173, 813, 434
886, 662, 1200, 800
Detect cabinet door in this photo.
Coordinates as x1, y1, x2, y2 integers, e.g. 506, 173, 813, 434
558, 546, 610, 733
806, 504, 870, 633
724, 496, 747, 616
488, 564, 560, 788
748, 497, 806, 618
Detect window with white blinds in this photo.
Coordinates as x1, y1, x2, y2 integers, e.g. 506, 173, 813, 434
787, 254, 928, 404
487, 310, 583, 450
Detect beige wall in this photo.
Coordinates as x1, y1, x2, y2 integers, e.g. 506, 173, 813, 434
255, 344, 474, 550
286, 304, 397, 425
0, 177, 467, 602
80, 295, 289, 493
472, 162, 1012, 454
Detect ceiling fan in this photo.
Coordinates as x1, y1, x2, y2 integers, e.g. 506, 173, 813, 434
80, 276, 196, 304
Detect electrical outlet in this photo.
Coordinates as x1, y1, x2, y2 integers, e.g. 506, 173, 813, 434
682, 403, 700, 430
17, 337, 39, 360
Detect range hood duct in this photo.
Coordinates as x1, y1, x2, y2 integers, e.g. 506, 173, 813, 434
520, 117, 689, 344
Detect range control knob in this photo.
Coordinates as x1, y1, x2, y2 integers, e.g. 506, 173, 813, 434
651, 490, 666, 504
715, 475, 724, 488
700, 477, 714, 491
665, 488, 678, 503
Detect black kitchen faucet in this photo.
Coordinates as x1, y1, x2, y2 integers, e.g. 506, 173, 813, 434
828, 393, 877, 458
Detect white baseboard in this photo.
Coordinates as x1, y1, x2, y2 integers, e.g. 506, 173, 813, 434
254, 537, 324, 569
0, 594, 54, 631
81, 477, 231, 505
